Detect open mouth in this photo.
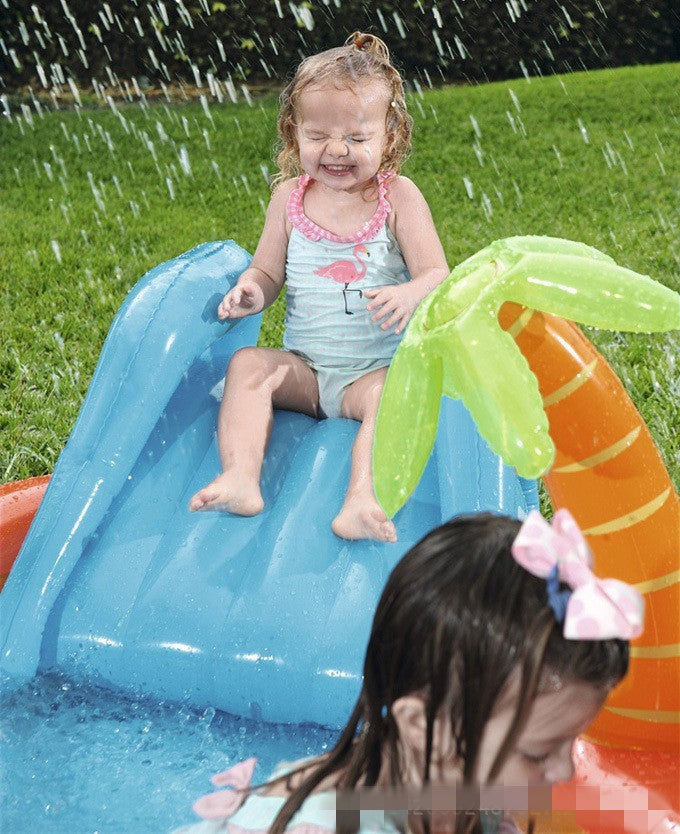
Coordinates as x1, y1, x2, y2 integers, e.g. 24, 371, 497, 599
321, 164, 354, 175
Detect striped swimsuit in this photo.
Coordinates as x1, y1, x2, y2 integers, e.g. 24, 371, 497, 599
283, 172, 410, 418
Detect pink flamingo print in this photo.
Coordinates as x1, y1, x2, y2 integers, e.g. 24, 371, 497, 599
314, 244, 370, 315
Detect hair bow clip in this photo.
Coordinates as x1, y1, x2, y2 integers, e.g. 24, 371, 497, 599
511, 509, 644, 641
193, 757, 257, 820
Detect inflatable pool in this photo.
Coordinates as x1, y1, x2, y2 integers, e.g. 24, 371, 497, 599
1, 240, 677, 832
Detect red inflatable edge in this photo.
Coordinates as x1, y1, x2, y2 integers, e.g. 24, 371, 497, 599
0, 474, 50, 589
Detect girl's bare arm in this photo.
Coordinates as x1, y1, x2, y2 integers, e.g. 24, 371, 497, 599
389, 175, 449, 292
365, 177, 449, 333
218, 180, 295, 319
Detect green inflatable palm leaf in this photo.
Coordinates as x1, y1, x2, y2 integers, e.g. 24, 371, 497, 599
502, 254, 680, 332
374, 236, 680, 517
438, 307, 553, 476
373, 341, 443, 517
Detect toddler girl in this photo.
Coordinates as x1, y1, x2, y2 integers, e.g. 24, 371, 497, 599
172, 510, 643, 833
188, 33, 449, 542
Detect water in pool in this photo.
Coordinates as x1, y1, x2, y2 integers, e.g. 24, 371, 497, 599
1, 670, 336, 833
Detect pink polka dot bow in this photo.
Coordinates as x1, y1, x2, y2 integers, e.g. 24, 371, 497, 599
511, 509, 644, 640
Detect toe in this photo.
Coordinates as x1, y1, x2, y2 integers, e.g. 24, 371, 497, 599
379, 520, 397, 543
189, 493, 205, 512
189, 485, 218, 512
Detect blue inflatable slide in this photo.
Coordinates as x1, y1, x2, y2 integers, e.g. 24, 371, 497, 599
0, 242, 537, 728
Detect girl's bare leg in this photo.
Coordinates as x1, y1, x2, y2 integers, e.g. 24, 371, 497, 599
189, 347, 319, 514
331, 367, 397, 542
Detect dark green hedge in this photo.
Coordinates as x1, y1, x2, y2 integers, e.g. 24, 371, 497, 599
1, 0, 677, 94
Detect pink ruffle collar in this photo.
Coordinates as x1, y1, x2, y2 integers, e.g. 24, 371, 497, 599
286, 171, 393, 244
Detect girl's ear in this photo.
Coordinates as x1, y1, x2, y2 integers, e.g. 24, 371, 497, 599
391, 695, 428, 755
391, 695, 428, 782
392, 696, 460, 781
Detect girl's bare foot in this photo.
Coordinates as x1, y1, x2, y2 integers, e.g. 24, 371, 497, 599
331, 494, 397, 542
188, 472, 264, 515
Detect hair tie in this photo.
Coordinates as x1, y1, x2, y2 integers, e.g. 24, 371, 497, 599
511, 509, 644, 641
545, 563, 570, 622
354, 35, 366, 49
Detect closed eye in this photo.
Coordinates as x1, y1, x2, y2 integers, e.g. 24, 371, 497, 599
519, 749, 551, 764
302, 134, 369, 142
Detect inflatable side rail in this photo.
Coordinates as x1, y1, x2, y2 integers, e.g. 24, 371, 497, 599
0, 241, 258, 679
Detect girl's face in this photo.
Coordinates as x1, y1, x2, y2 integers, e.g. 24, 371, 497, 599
475, 680, 607, 786
393, 680, 607, 789
294, 82, 390, 192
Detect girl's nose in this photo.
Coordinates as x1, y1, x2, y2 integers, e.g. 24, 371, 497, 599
544, 746, 575, 784
328, 137, 349, 157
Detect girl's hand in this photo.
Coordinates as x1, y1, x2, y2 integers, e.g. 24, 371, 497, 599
218, 282, 265, 320
364, 283, 425, 335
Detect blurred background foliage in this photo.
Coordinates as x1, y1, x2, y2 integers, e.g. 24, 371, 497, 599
1, 0, 677, 98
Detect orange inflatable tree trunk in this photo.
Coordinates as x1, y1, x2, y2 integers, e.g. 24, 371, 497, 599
499, 303, 679, 754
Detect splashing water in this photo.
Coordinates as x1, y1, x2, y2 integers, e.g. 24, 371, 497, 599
0, 671, 335, 834
178, 145, 192, 177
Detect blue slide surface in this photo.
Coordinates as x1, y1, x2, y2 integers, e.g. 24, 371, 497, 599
0, 242, 537, 728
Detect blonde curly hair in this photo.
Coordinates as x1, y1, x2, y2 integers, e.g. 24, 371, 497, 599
271, 32, 412, 190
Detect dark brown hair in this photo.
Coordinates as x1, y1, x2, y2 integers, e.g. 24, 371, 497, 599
269, 513, 629, 833
272, 32, 412, 189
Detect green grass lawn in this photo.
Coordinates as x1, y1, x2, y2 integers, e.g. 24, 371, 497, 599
1, 63, 678, 490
